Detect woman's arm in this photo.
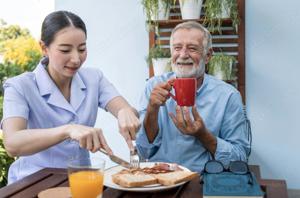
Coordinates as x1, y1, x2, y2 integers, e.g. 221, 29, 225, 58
105, 96, 138, 117
105, 96, 140, 150
2, 117, 112, 157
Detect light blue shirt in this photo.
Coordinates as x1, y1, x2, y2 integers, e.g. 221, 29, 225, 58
1, 62, 120, 184
136, 72, 250, 173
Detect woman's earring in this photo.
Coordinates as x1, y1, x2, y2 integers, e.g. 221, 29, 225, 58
41, 56, 49, 65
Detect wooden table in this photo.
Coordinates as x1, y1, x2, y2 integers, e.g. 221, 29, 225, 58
0, 165, 288, 198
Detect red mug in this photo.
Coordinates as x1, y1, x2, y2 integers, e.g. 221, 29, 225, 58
169, 78, 197, 106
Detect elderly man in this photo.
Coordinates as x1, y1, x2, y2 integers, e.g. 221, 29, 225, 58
136, 21, 250, 173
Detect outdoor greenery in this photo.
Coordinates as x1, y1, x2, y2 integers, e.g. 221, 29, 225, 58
203, 0, 239, 33
0, 20, 42, 186
0, 63, 23, 96
141, 0, 175, 31
207, 53, 236, 80
0, 19, 30, 53
141, 0, 174, 21
2, 36, 42, 71
0, 96, 3, 121
146, 45, 171, 66
0, 131, 15, 187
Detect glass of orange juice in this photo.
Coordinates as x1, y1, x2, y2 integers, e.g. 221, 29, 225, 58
68, 155, 105, 198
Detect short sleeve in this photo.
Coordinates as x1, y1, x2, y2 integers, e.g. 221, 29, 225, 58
1, 82, 29, 128
96, 70, 120, 109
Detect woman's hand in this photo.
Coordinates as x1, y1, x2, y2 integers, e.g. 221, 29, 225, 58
117, 107, 141, 150
66, 124, 113, 154
105, 96, 141, 151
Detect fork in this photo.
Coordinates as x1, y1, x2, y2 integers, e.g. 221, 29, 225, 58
130, 141, 140, 169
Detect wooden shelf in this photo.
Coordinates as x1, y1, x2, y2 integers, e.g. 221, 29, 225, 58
148, 18, 233, 27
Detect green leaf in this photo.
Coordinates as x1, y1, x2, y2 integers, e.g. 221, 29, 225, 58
203, 0, 239, 34
207, 53, 236, 80
146, 46, 171, 66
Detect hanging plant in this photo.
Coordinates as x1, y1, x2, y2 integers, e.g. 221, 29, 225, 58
146, 45, 171, 66
204, 0, 239, 33
179, 0, 204, 20
207, 53, 236, 80
146, 45, 171, 75
141, 0, 175, 32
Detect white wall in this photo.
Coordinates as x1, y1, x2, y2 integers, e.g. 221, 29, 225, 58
55, 0, 149, 166
246, 0, 300, 189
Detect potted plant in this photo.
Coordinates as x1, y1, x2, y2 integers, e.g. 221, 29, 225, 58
142, 0, 175, 22
179, 0, 203, 20
207, 53, 236, 80
203, 0, 239, 33
147, 46, 171, 76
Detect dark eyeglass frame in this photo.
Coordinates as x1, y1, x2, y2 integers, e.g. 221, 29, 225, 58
202, 160, 253, 185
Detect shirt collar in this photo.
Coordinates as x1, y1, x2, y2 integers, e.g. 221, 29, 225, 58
33, 61, 87, 113
33, 62, 55, 96
34, 62, 86, 96
70, 70, 87, 111
196, 73, 208, 95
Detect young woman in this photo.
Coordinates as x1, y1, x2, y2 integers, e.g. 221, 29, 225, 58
1, 10, 140, 184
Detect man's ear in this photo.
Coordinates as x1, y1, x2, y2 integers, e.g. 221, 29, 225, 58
39, 41, 48, 56
205, 48, 213, 64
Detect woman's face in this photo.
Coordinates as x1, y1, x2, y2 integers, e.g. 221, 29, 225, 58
42, 26, 87, 80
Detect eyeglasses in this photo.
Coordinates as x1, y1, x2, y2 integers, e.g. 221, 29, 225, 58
203, 160, 253, 185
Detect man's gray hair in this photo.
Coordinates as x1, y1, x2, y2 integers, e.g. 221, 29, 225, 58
170, 21, 212, 55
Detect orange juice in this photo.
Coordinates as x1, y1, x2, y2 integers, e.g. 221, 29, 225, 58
69, 170, 103, 198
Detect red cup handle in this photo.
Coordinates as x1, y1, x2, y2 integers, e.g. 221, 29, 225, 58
167, 78, 176, 102
169, 92, 176, 101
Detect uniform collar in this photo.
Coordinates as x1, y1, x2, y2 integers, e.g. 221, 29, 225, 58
33, 62, 86, 114
70, 70, 87, 111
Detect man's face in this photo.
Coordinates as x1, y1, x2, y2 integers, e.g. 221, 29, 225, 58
171, 28, 206, 78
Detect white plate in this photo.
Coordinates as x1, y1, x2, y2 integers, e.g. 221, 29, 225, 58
104, 162, 190, 192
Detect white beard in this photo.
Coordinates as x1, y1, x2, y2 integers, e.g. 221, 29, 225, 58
172, 58, 205, 78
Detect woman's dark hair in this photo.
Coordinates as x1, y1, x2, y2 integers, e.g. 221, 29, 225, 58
41, 10, 87, 46
40, 10, 87, 65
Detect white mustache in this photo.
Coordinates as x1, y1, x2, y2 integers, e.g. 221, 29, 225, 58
172, 58, 205, 78
176, 58, 194, 65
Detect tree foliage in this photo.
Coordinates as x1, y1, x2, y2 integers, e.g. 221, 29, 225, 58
0, 22, 30, 51
2, 36, 42, 71
0, 96, 3, 120
0, 21, 42, 96
0, 63, 24, 96
0, 130, 15, 187
0, 20, 40, 186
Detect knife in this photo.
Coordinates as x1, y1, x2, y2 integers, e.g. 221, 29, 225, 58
99, 148, 131, 169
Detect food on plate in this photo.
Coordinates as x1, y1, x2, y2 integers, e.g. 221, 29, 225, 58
155, 171, 198, 186
141, 162, 182, 174
112, 169, 157, 188
111, 163, 198, 188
